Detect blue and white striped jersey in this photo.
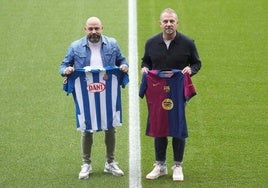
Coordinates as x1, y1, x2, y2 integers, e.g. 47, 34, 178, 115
64, 66, 129, 132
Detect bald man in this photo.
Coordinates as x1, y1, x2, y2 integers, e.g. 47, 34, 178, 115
59, 17, 128, 179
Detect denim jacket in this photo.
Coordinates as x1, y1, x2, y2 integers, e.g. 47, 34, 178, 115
59, 35, 128, 75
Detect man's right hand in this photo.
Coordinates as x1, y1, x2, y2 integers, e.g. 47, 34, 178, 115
141, 67, 149, 74
64, 66, 74, 75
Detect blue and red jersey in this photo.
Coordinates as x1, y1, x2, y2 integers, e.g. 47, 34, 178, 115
139, 70, 196, 139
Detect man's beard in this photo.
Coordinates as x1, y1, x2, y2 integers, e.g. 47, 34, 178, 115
165, 28, 175, 35
88, 34, 101, 43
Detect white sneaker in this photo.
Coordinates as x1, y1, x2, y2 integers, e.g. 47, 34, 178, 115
104, 161, 124, 176
78, 164, 92, 179
172, 165, 184, 181
146, 163, 168, 180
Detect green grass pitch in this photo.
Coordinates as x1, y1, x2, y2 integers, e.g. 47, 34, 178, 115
0, 0, 267, 187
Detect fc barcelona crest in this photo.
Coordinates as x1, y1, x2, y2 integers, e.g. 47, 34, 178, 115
164, 86, 170, 93
162, 98, 173, 110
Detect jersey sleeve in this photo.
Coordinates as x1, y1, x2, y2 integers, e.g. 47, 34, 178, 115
183, 73, 196, 101
63, 69, 84, 95
63, 74, 75, 95
139, 73, 147, 98
120, 72, 129, 88
105, 66, 129, 88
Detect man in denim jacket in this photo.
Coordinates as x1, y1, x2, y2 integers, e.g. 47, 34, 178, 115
59, 17, 128, 179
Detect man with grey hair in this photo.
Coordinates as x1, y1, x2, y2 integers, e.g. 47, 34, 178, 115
59, 16, 128, 179
141, 8, 201, 182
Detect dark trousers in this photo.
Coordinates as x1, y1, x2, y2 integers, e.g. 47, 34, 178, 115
154, 137, 185, 163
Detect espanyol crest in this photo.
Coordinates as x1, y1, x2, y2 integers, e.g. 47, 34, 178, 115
87, 82, 106, 92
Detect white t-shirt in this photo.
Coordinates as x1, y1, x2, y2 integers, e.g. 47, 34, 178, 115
88, 40, 103, 69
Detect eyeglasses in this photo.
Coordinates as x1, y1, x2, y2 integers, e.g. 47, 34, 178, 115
87, 27, 101, 31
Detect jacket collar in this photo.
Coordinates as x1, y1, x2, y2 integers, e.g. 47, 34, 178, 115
82, 35, 107, 47
158, 31, 181, 44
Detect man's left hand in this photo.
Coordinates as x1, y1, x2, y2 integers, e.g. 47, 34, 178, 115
120, 64, 129, 73
182, 66, 192, 75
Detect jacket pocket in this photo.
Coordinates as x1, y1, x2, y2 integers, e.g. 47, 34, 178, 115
104, 50, 116, 65
74, 51, 87, 68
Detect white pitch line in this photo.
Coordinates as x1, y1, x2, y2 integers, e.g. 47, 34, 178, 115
128, 0, 141, 188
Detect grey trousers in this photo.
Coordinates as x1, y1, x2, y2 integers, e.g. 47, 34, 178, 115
81, 128, 116, 164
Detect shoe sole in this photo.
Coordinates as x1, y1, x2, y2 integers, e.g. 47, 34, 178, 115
146, 173, 168, 180
173, 175, 184, 182
173, 178, 183, 182
79, 170, 92, 180
104, 169, 124, 176
79, 175, 89, 179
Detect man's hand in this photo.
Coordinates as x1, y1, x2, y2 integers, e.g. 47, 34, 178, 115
64, 66, 74, 75
182, 66, 192, 75
141, 67, 149, 74
120, 64, 129, 73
